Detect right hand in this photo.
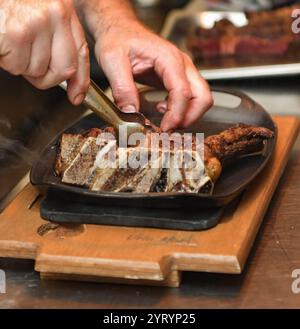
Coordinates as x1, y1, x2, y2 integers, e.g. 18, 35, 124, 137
0, 0, 90, 105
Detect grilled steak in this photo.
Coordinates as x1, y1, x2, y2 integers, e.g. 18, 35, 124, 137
204, 123, 273, 164
55, 124, 273, 194
187, 4, 300, 59
54, 133, 86, 175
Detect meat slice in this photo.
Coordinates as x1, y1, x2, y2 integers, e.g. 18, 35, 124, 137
88, 148, 142, 192
155, 150, 213, 193
99, 168, 140, 192
62, 137, 103, 186
90, 168, 117, 191
129, 166, 162, 193
120, 150, 164, 193
204, 123, 273, 164
54, 134, 87, 176
97, 148, 150, 192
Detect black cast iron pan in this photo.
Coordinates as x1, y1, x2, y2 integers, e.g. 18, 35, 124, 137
30, 88, 277, 209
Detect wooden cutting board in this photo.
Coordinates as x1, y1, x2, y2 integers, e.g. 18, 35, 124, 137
0, 116, 298, 287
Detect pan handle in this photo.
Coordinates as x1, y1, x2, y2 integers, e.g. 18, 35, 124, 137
211, 87, 276, 131
211, 87, 267, 115
139, 86, 265, 114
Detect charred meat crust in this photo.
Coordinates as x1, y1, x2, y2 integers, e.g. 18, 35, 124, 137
202, 124, 273, 182
54, 123, 274, 193
204, 124, 273, 162
86, 127, 116, 138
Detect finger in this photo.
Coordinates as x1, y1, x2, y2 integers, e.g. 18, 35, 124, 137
134, 67, 164, 89
67, 11, 90, 105
0, 35, 32, 75
180, 54, 213, 128
153, 49, 192, 131
97, 47, 139, 113
156, 100, 168, 114
23, 31, 51, 78
26, 12, 78, 90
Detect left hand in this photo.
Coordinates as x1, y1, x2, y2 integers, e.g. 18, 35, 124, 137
94, 21, 213, 132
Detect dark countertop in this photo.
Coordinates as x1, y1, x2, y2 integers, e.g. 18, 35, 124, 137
1, 3, 300, 309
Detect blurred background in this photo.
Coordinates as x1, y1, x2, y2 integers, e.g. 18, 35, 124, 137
0, 0, 299, 210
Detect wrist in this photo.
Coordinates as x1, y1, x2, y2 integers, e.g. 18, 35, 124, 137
95, 18, 145, 41
75, 0, 141, 40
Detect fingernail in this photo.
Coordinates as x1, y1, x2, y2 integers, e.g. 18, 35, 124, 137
160, 121, 170, 132
74, 93, 85, 106
157, 107, 167, 114
121, 105, 137, 113
157, 101, 168, 114
157, 106, 167, 114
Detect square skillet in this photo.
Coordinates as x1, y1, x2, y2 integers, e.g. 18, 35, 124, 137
30, 88, 277, 209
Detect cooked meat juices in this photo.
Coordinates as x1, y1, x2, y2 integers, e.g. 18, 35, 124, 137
54, 124, 273, 194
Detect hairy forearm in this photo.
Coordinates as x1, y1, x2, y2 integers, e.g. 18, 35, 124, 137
75, 0, 140, 38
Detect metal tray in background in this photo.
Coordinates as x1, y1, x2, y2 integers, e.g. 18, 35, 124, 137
161, 1, 300, 80
30, 88, 276, 209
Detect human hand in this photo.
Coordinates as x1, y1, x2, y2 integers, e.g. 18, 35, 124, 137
0, 0, 90, 105
94, 19, 213, 131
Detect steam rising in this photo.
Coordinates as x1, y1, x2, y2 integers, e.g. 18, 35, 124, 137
0, 116, 37, 166
0, 118, 11, 130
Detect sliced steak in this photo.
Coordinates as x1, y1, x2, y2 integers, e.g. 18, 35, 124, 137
54, 124, 274, 194
62, 137, 102, 186
54, 134, 87, 176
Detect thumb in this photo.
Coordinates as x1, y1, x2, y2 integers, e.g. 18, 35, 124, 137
97, 47, 139, 113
